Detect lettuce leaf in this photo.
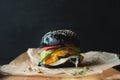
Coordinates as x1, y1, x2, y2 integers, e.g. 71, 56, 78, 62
39, 50, 53, 62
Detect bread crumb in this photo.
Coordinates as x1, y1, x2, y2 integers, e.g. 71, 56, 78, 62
37, 68, 42, 73
28, 66, 32, 71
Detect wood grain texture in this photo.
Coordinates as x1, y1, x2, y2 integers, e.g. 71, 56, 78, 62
0, 68, 120, 80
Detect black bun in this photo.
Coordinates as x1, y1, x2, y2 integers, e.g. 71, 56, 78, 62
40, 30, 80, 47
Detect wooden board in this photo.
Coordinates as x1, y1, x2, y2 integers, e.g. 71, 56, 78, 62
0, 68, 120, 80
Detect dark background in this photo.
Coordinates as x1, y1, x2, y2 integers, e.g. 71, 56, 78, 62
0, 0, 120, 65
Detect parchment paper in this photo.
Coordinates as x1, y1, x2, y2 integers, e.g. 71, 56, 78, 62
0, 48, 120, 77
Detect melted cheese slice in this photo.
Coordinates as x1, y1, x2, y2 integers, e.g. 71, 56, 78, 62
44, 48, 76, 65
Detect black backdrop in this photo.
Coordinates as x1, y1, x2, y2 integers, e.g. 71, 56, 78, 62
0, 0, 120, 64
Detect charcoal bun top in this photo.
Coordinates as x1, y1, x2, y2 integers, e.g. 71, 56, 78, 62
40, 30, 80, 47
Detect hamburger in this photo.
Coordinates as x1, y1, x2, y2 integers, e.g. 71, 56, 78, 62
38, 30, 83, 68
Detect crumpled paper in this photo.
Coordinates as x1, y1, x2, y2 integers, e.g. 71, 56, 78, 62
0, 48, 120, 77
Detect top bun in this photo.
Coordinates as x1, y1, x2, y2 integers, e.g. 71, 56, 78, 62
40, 30, 80, 47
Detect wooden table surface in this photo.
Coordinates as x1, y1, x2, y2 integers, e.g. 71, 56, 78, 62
0, 68, 120, 80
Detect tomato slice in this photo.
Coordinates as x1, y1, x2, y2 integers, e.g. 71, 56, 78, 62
42, 44, 75, 50
42, 45, 61, 50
